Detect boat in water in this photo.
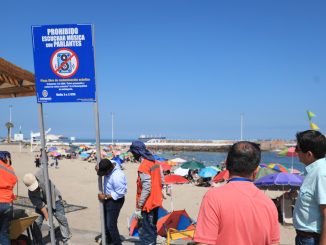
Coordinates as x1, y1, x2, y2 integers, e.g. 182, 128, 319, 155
138, 134, 166, 143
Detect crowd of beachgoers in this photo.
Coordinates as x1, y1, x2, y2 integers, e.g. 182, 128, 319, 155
1, 144, 297, 244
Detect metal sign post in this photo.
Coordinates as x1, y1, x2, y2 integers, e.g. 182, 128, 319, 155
92, 25, 107, 244
32, 24, 106, 244
94, 100, 106, 244
37, 103, 56, 244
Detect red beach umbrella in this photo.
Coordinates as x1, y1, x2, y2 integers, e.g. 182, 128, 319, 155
278, 147, 298, 172
157, 210, 194, 237
213, 170, 229, 183
160, 162, 172, 171
164, 175, 189, 185
164, 175, 189, 211
278, 147, 298, 157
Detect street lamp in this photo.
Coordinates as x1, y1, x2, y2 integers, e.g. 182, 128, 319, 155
240, 113, 244, 141
9, 105, 12, 122
9, 105, 13, 141
111, 112, 114, 145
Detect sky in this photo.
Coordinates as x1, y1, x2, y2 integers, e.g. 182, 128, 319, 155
1, 0, 325, 141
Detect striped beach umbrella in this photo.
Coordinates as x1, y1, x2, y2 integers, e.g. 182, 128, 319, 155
267, 163, 289, 173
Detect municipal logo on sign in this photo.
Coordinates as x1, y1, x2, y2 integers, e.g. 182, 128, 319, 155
50, 48, 79, 78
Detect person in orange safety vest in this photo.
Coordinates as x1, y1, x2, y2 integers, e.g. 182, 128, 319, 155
0, 151, 17, 245
129, 141, 164, 245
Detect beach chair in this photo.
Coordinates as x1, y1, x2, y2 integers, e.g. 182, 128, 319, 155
166, 227, 195, 245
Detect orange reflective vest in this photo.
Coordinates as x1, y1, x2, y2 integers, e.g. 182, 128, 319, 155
136, 159, 163, 212
0, 160, 17, 203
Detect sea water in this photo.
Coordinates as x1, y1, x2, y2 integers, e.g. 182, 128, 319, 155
160, 151, 305, 172
75, 138, 305, 172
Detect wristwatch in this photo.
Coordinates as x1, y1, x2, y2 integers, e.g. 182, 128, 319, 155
104, 195, 108, 200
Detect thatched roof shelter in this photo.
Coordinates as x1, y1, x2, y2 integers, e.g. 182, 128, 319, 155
0, 57, 36, 99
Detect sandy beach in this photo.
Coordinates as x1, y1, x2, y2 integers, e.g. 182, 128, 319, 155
1, 144, 296, 244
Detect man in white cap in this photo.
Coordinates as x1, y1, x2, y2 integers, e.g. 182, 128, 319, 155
23, 169, 72, 245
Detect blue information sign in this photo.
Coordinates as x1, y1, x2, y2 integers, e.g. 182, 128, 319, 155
32, 24, 96, 103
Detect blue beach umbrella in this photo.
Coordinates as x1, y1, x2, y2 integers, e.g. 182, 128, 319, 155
112, 156, 123, 165
79, 152, 90, 159
153, 154, 168, 162
198, 167, 218, 178
48, 147, 58, 152
255, 172, 303, 223
207, 165, 221, 172
254, 172, 303, 188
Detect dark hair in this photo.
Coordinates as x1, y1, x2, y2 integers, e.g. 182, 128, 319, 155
0, 151, 12, 165
226, 141, 261, 177
296, 130, 326, 159
97, 158, 115, 176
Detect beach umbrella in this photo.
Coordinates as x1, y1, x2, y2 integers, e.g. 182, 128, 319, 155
255, 167, 277, 180
278, 147, 298, 157
170, 157, 187, 163
198, 167, 218, 178
180, 161, 205, 170
278, 147, 298, 173
164, 175, 189, 211
167, 160, 178, 166
291, 168, 302, 175
48, 151, 61, 157
207, 165, 221, 172
157, 210, 195, 237
111, 156, 123, 165
160, 162, 172, 171
129, 206, 168, 237
254, 172, 303, 188
173, 167, 189, 177
153, 154, 168, 162
266, 163, 289, 173
212, 170, 229, 183
56, 148, 67, 155
255, 172, 303, 223
47, 147, 57, 152
164, 175, 189, 185
79, 152, 90, 160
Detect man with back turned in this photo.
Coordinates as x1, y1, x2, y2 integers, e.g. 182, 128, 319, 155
194, 141, 280, 245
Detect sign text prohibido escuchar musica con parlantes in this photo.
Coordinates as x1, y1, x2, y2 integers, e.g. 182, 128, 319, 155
32, 24, 96, 103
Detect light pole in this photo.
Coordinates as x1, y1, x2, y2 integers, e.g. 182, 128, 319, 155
111, 112, 114, 145
240, 113, 244, 141
9, 105, 13, 141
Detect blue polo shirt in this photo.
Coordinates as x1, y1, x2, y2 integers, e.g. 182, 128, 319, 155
293, 158, 326, 233
103, 164, 127, 200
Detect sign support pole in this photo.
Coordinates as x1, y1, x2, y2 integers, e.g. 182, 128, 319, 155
38, 103, 56, 245
94, 101, 106, 244
92, 25, 106, 244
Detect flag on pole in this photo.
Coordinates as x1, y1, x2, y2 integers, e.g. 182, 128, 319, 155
310, 122, 319, 130
307, 110, 316, 120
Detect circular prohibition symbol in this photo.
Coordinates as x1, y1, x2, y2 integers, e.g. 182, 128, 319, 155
50, 48, 79, 78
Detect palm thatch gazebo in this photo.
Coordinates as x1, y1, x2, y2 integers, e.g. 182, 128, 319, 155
0, 57, 36, 98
